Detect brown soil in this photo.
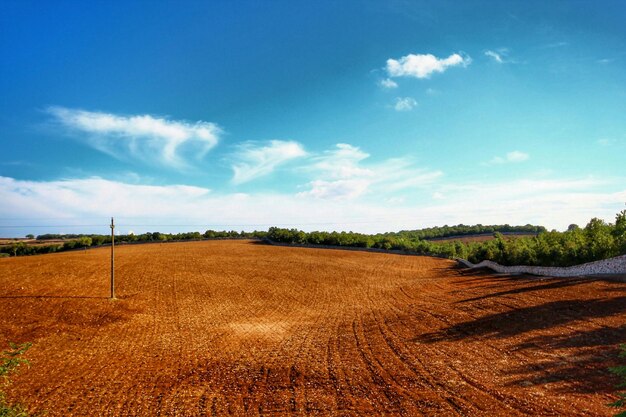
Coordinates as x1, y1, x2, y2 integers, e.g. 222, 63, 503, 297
0, 240, 624, 416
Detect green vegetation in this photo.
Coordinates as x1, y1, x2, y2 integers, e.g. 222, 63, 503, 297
3, 210, 625, 267
1, 230, 268, 257
0, 342, 32, 417
609, 344, 626, 417
390, 223, 545, 240
267, 210, 626, 267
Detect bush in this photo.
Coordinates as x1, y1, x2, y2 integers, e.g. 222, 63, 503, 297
609, 344, 626, 417
0, 342, 32, 417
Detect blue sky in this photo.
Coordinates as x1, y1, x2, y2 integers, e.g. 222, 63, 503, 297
1, 1, 625, 236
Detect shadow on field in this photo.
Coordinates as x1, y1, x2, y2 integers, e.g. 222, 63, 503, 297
517, 323, 626, 350
502, 346, 623, 394
413, 295, 626, 393
506, 324, 626, 394
456, 277, 598, 303
415, 296, 626, 344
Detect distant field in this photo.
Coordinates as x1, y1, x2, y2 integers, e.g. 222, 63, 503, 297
426, 232, 538, 243
0, 240, 623, 416
0, 238, 67, 247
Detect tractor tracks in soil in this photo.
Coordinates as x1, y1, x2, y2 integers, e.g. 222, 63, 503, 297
1, 240, 624, 416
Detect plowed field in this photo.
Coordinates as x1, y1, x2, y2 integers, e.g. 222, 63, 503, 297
1, 240, 624, 416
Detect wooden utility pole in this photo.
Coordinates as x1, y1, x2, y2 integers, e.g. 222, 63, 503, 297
110, 217, 115, 299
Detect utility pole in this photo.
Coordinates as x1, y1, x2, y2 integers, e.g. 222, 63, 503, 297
110, 217, 115, 299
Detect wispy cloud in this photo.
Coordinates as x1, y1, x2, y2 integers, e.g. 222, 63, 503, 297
301, 179, 371, 200
485, 50, 504, 63
298, 144, 441, 200
394, 97, 417, 111
488, 150, 529, 165
484, 48, 519, 64
386, 52, 471, 79
1, 175, 624, 234
540, 41, 569, 49
47, 107, 221, 169
430, 177, 625, 228
231, 140, 307, 184
378, 78, 398, 89
306, 143, 371, 180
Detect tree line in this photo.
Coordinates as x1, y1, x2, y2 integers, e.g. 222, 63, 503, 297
2, 211, 625, 267
389, 223, 546, 240
266, 210, 626, 267
0, 230, 268, 257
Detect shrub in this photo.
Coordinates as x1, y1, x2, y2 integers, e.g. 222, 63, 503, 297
609, 344, 626, 417
0, 342, 32, 417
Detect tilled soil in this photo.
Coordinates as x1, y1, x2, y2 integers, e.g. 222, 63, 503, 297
0, 240, 624, 416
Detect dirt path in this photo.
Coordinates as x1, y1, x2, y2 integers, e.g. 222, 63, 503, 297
0, 240, 624, 416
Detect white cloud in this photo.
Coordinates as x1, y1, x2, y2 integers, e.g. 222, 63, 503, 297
485, 50, 503, 63
386, 52, 471, 79
506, 151, 529, 162
378, 78, 398, 89
298, 144, 441, 200
488, 150, 529, 165
394, 97, 417, 111
484, 48, 518, 64
307, 143, 372, 180
47, 107, 221, 169
300, 179, 371, 200
423, 177, 626, 230
231, 140, 307, 185
0, 175, 624, 235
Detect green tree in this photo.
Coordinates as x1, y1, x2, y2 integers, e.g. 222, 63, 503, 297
584, 218, 616, 261
76, 237, 92, 248
613, 210, 626, 254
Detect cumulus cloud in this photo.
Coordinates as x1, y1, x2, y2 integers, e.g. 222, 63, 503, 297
231, 140, 307, 185
378, 78, 398, 89
394, 97, 417, 111
386, 52, 471, 79
488, 150, 529, 165
47, 107, 221, 169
